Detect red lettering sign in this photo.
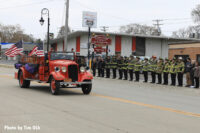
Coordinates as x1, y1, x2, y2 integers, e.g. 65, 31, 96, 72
91, 35, 112, 47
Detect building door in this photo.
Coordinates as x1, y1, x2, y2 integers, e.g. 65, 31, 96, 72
175, 55, 189, 64
136, 37, 145, 56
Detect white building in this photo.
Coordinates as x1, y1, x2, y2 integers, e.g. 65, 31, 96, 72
50, 31, 197, 58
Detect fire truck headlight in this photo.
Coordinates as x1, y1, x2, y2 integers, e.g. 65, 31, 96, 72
62, 67, 67, 73
80, 67, 86, 73
54, 67, 60, 72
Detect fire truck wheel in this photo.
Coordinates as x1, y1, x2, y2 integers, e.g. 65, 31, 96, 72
19, 71, 30, 88
81, 84, 92, 95
50, 77, 60, 95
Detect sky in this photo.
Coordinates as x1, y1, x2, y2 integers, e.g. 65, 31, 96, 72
0, 0, 199, 40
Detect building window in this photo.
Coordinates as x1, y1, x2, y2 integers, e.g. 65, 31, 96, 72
196, 54, 200, 64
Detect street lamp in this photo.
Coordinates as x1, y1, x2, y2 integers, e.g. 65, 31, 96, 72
39, 17, 44, 26
39, 8, 50, 52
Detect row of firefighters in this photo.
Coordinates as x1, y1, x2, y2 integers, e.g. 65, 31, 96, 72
92, 55, 186, 87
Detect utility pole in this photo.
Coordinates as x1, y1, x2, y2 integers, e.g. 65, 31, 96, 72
100, 26, 109, 56
64, 0, 69, 52
100, 26, 109, 32
153, 19, 163, 36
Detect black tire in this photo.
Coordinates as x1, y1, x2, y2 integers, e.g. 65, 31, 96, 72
50, 77, 60, 95
19, 71, 30, 88
81, 84, 92, 95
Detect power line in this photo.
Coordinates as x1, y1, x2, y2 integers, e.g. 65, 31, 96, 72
164, 20, 193, 25
73, 0, 194, 26
0, 0, 56, 10
163, 18, 191, 21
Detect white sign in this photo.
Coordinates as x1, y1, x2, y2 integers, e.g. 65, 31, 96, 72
89, 48, 94, 53
82, 11, 97, 28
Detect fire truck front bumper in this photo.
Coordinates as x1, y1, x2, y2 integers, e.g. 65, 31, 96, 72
60, 81, 92, 86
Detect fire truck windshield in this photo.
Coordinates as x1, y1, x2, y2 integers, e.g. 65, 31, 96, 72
50, 53, 74, 61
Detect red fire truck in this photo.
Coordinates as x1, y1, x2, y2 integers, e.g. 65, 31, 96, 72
14, 52, 93, 95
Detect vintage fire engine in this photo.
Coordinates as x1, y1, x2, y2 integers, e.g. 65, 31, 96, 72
14, 52, 93, 95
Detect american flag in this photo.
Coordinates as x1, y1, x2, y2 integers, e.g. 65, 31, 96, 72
28, 43, 44, 57
28, 46, 38, 56
5, 41, 23, 57
36, 43, 44, 57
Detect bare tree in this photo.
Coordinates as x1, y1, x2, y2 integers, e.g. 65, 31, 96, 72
0, 23, 34, 42
172, 4, 200, 38
172, 25, 200, 38
57, 26, 71, 38
120, 23, 159, 36
192, 4, 200, 24
172, 28, 189, 38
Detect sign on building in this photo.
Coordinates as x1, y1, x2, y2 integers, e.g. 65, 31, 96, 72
82, 11, 97, 28
91, 35, 112, 47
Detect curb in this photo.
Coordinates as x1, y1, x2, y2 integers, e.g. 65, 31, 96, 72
0, 64, 14, 68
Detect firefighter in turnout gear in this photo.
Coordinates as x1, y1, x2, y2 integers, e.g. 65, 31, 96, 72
110, 56, 118, 79
150, 56, 157, 83
117, 56, 124, 80
156, 58, 164, 84
142, 58, 149, 82
134, 57, 142, 82
163, 58, 170, 85
177, 57, 185, 87
122, 57, 129, 80
128, 55, 135, 81
170, 58, 177, 86
101, 58, 106, 77
105, 56, 111, 78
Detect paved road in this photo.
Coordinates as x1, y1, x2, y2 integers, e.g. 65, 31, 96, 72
0, 60, 17, 65
0, 67, 200, 133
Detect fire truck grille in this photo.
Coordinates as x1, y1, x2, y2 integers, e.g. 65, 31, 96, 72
68, 65, 78, 82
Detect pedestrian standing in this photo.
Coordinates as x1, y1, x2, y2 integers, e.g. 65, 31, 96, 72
142, 58, 149, 83
190, 61, 195, 88
150, 56, 157, 83
170, 58, 177, 86
110, 56, 117, 79
117, 56, 124, 80
123, 57, 128, 80
105, 56, 111, 78
163, 58, 170, 85
177, 57, 185, 87
185, 58, 192, 87
92, 58, 97, 76
101, 58, 106, 78
97, 56, 102, 77
193, 61, 200, 89
134, 57, 142, 82
128, 55, 135, 81
156, 58, 164, 84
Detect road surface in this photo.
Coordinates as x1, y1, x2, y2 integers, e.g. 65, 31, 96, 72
0, 67, 200, 133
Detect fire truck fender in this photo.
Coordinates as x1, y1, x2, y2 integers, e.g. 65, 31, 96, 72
18, 67, 26, 79
50, 72, 65, 81
80, 71, 93, 82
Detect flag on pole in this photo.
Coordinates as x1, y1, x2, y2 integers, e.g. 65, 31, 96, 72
28, 43, 44, 57
28, 46, 38, 56
36, 42, 44, 57
5, 41, 23, 57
